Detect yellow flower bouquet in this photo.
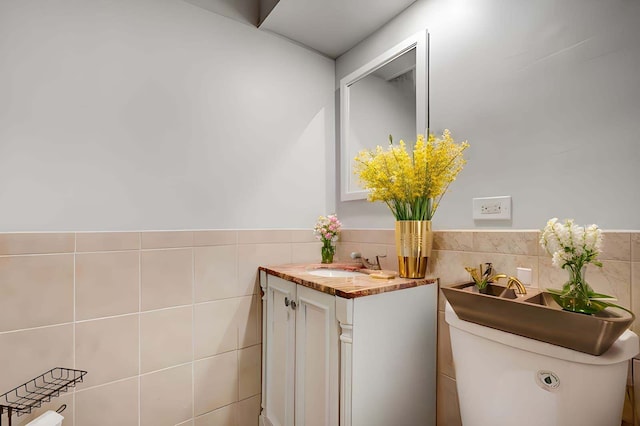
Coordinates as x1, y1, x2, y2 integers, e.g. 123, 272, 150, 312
354, 129, 469, 220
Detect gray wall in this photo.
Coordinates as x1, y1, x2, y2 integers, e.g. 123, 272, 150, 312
336, 0, 640, 230
0, 0, 334, 231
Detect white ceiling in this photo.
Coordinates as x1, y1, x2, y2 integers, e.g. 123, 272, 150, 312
259, 0, 417, 58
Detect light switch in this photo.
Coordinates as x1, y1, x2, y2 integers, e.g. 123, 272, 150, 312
517, 267, 533, 287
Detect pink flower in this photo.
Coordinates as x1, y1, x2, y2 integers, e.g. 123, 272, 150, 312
314, 214, 341, 242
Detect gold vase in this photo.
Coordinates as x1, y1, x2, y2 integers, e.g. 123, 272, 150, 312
395, 220, 433, 278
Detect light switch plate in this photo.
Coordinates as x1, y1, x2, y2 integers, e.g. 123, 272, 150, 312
472, 196, 511, 220
517, 267, 533, 287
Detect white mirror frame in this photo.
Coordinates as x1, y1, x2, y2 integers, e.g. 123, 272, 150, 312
340, 29, 429, 201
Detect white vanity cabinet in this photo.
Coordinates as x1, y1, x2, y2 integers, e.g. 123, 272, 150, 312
259, 267, 437, 426
261, 273, 339, 426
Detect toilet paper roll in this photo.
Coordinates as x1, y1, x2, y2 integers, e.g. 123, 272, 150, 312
25, 410, 64, 426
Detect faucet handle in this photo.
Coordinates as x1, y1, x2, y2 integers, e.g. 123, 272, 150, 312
350, 252, 384, 270
482, 263, 493, 279
374, 255, 386, 270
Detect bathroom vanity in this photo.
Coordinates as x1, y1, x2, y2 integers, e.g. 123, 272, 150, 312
258, 264, 438, 426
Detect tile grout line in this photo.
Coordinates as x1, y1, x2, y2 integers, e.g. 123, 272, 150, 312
74, 375, 138, 394
235, 237, 241, 412
630, 237, 635, 327
629, 237, 633, 332
74, 311, 143, 324
191, 245, 196, 422
138, 361, 195, 379
138, 247, 142, 426
0, 251, 75, 259
236, 344, 241, 412
73, 232, 77, 426
0, 321, 76, 336
141, 302, 195, 314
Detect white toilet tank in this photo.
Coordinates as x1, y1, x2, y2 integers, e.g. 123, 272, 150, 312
445, 302, 639, 426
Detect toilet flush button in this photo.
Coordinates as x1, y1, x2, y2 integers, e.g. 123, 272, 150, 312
536, 370, 560, 391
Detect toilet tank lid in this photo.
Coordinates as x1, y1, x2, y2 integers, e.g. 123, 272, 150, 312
445, 301, 639, 364
26, 410, 64, 426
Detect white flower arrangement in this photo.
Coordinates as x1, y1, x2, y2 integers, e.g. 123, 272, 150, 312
539, 217, 628, 314
540, 218, 603, 270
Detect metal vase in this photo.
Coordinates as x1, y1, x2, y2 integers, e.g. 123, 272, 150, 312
395, 220, 433, 278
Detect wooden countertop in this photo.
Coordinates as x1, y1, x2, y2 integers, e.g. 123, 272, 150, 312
259, 263, 437, 299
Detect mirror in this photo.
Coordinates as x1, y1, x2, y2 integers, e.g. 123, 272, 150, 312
340, 30, 428, 201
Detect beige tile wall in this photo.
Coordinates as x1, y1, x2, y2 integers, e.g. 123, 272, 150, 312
340, 228, 640, 426
0, 230, 320, 426
2, 228, 637, 426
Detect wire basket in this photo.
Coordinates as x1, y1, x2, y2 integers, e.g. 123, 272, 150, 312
0, 367, 87, 426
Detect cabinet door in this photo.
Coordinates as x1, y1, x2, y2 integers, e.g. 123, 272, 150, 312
264, 276, 297, 426
295, 285, 339, 426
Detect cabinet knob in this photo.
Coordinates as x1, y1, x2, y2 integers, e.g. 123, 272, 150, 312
290, 300, 297, 310
284, 297, 290, 307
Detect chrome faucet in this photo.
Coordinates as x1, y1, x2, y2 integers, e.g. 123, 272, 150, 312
350, 252, 385, 270
493, 274, 527, 295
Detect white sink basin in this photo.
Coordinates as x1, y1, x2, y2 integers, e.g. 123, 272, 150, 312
307, 269, 366, 278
